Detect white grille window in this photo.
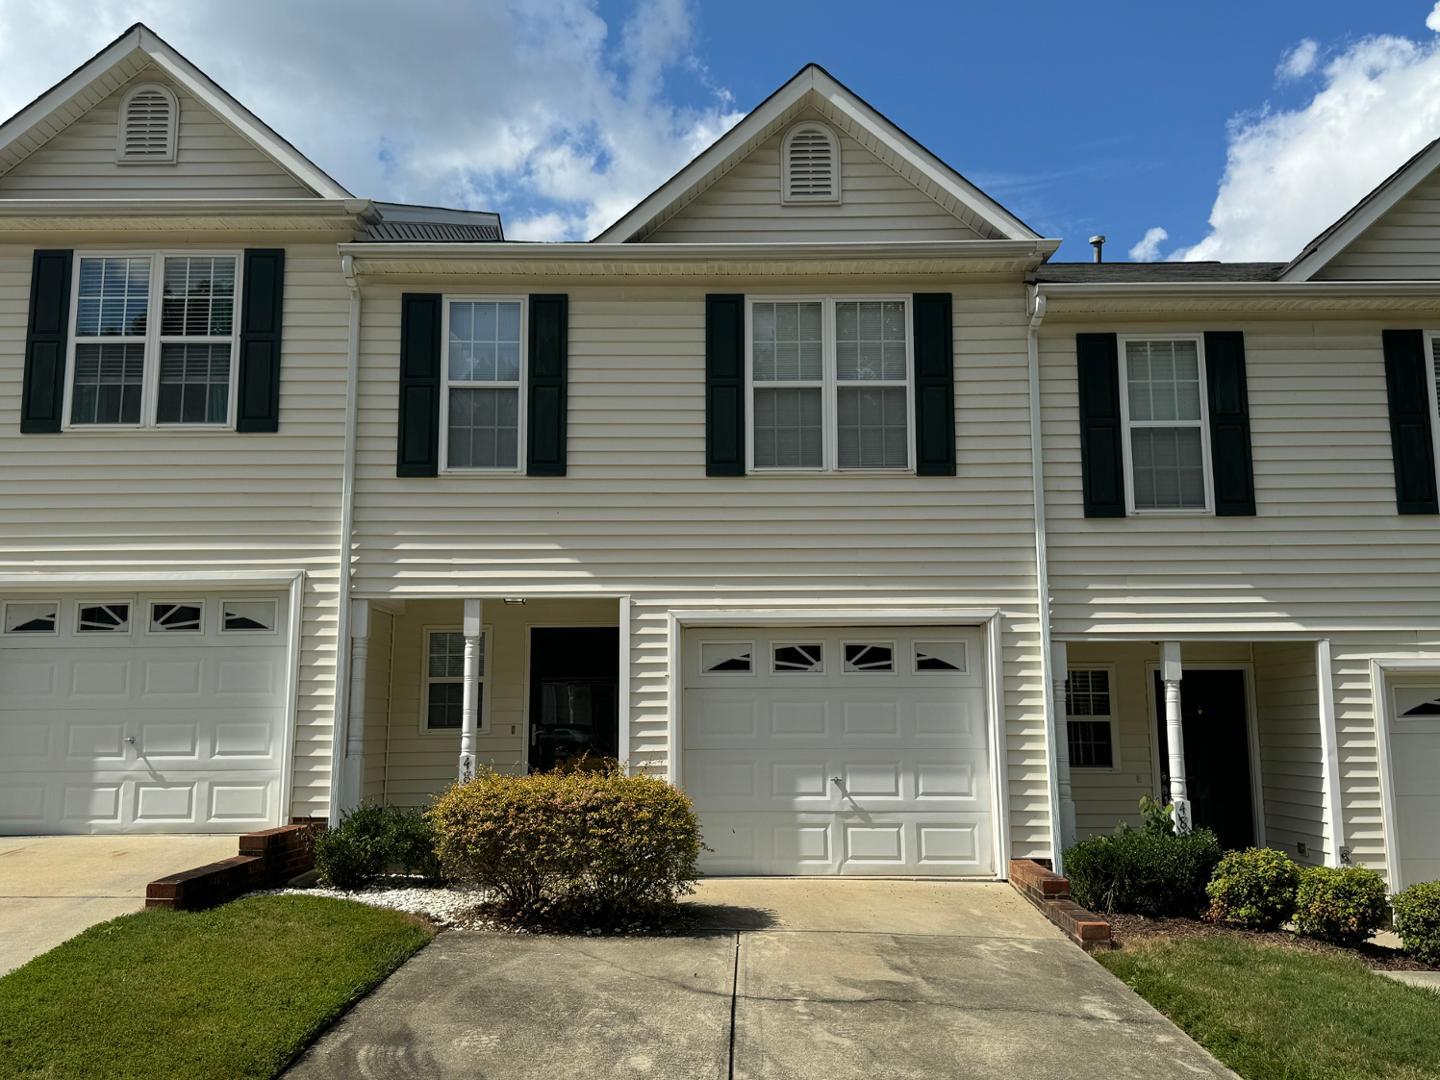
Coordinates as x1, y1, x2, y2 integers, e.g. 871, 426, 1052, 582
1120, 337, 1211, 512
1065, 668, 1116, 769
782, 123, 840, 204
443, 299, 524, 471
117, 84, 177, 163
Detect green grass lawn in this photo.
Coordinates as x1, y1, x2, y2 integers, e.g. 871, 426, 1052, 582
0, 893, 434, 1080
1099, 935, 1440, 1080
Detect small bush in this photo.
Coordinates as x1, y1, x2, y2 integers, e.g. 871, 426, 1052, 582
429, 766, 702, 929
1392, 880, 1440, 964
1293, 865, 1390, 946
1065, 825, 1223, 917
1206, 848, 1301, 930
314, 803, 443, 890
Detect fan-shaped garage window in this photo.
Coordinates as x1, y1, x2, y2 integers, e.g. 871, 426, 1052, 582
117, 83, 178, 164
781, 122, 840, 204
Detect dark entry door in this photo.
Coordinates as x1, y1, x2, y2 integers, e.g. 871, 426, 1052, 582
1152, 669, 1256, 850
529, 627, 619, 773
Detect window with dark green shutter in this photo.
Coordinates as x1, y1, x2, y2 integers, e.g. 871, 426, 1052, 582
527, 294, 567, 476
1382, 329, 1439, 514
236, 248, 285, 432
20, 249, 73, 433
396, 292, 442, 477
1203, 331, 1255, 516
706, 294, 745, 476
1076, 333, 1125, 517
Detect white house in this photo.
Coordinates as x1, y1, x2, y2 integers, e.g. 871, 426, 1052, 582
1, 25, 1437, 890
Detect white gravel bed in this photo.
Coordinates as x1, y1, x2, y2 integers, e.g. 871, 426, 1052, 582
271, 881, 491, 927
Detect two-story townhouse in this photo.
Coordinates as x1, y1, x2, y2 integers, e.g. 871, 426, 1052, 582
3, 25, 1438, 892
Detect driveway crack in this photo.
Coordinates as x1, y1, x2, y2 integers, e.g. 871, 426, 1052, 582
727, 931, 740, 1080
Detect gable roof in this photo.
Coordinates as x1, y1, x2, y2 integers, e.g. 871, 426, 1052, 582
0, 22, 351, 199
594, 63, 1041, 244
1280, 136, 1440, 282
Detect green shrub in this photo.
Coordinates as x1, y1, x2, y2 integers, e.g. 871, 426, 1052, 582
1391, 880, 1440, 964
1293, 865, 1390, 946
1206, 848, 1301, 930
313, 803, 443, 890
1065, 825, 1223, 917
429, 766, 702, 929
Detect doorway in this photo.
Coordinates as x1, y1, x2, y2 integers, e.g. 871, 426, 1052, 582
1152, 668, 1257, 850
528, 627, 619, 772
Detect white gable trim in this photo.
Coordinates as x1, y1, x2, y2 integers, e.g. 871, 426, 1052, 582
594, 64, 1040, 244
1280, 137, 1440, 283
0, 23, 351, 199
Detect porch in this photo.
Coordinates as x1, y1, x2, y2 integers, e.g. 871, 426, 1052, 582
1053, 639, 1342, 864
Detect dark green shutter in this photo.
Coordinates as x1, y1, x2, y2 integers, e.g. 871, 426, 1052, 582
1077, 333, 1126, 517
706, 294, 745, 476
912, 293, 955, 476
527, 294, 568, 476
396, 293, 442, 477
20, 249, 72, 434
1203, 331, 1256, 516
1382, 329, 1439, 514
235, 248, 285, 432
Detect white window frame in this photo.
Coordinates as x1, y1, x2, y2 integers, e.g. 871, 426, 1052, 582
1064, 665, 1120, 772
2, 598, 60, 636
1116, 333, 1214, 515
698, 639, 756, 677
438, 295, 528, 474
421, 625, 492, 735
61, 250, 243, 431
745, 295, 915, 475
780, 121, 841, 205
219, 597, 279, 635
1422, 333, 1440, 494
145, 598, 206, 635
74, 599, 134, 636
911, 638, 968, 675
116, 83, 178, 165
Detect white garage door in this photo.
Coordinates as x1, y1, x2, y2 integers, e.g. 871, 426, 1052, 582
683, 626, 994, 876
1390, 684, 1440, 888
0, 593, 290, 835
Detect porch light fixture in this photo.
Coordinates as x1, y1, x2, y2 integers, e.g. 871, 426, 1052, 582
502, 597, 527, 605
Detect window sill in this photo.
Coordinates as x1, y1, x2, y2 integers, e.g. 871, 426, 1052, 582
61, 424, 237, 434
421, 727, 491, 737
746, 469, 918, 478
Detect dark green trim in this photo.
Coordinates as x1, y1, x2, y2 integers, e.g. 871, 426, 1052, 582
527, 294, 568, 476
1203, 331, 1256, 516
705, 294, 745, 476
1076, 332, 1126, 517
1382, 329, 1439, 515
20, 249, 72, 434
912, 293, 955, 476
235, 249, 285, 433
396, 293, 442, 477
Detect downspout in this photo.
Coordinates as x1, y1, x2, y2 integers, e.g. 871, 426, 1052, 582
1027, 285, 1065, 873
328, 253, 363, 824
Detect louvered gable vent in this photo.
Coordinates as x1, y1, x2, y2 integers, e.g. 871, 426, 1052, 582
782, 122, 840, 204
117, 83, 177, 163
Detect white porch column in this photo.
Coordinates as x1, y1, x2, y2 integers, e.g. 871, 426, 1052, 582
1051, 641, 1078, 852
1161, 640, 1191, 833
342, 599, 370, 812
458, 599, 483, 782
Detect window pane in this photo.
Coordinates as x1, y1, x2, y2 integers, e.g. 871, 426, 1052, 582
151, 603, 202, 632
1126, 339, 1201, 423
156, 343, 231, 424
752, 302, 822, 381
71, 343, 144, 425
427, 681, 465, 729
4, 602, 57, 633
428, 631, 468, 678
752, 387, 822, 468
1131, 427, 1206, 509
837, 386, 908, 469
449, 301, 522, 382
448, 387, 519, 468
836, 300, 907, 381
1067, 720, 1114, 768
76, 256, 149, 337
78, 603, 130, 632
161, 256, 236, 336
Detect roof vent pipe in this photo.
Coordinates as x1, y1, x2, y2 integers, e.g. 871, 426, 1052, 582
1089, 235, 1106, 263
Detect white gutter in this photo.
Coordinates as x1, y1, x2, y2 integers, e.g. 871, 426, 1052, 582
329, 253, 363, 823
0, 198, 376, 219
1034, 280, 1440, 298
340, 238, 1061, 263
1026, 286, 1065, 874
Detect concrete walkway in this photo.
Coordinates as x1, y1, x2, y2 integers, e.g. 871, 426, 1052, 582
287, 879, 1235, 1080
0, 835, 236, 975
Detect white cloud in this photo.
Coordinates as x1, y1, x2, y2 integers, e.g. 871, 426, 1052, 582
0, 0, 744, 240
1179, 20, 1440, 262
1128, 226, 1169, 262
1429, 2, 1440, 33
1276, 38, 1319, 81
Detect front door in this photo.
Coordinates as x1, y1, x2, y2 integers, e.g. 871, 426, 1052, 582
528, 627, 619, 772
1152, 669, 1256, 850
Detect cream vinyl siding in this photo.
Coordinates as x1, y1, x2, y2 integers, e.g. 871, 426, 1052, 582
360, 608, 394, 803
1064, 643, 1155, 837
647, 120, 985, 244
1316, 171, 1440, 280
0, 238, 350, 820
1252, 641, 1327, 865
0, 70, 314, 199
351, 280, 1053, 858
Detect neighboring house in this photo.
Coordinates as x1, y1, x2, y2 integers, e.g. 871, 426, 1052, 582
1, 26, 1436, 891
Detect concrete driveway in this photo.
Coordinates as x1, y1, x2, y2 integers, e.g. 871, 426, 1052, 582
0, 835, 236, 975
286, 879, 1234, 1080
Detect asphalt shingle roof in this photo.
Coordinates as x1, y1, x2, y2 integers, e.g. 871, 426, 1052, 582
1031, 262, 1286, 284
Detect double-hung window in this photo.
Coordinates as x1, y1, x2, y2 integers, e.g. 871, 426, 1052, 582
442, 298, 525, 471
1065, 667, 1116, 769
1118, 336, 1211, 512
66, 252, 239, 428
424, 627, 488, 732
748, 297, 913, 472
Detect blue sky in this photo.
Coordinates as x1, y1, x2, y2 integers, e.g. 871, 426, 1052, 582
0, 1, 1438, 259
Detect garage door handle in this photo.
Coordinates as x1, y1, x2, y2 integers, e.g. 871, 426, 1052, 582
830, 776, 843, 787
125, 736, 135, 745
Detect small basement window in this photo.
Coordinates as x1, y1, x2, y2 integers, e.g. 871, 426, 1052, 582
117, 83, 177, 164
781, 122, 840, 204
